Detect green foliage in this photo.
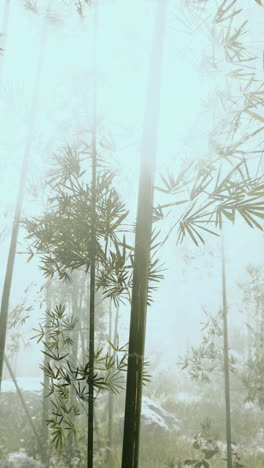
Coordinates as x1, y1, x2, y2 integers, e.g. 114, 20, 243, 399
223, 446, 246, 468
238, 265, 264, 408
156, 159, 264, 247
5, 284, 37, 358
33, 303, 127, 449
24, 142, 164, 307
180, 420, 246, 468
158, 0, 264, 247
178, 308, 238, 381
95, 239, 133, 306
24, 143, 128, 281
183, 420, 219, 467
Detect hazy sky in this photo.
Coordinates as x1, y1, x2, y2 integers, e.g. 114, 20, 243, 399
0, 0, 263, 378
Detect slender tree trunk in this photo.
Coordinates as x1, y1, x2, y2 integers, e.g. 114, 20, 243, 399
121, 2, 168, 468
106, 302, 113, 463
68, 275, 83, 466
107, 389, 113, 463
87, 157, 96, 468
0, 17, 47, 390
221, 238, 233, 468
80, 274, 88, 359
42, 285, 51, 467
87, 4, 97, 466
247, 307, 252, 360
106, 304, 119, 465
4, 355, 42, 451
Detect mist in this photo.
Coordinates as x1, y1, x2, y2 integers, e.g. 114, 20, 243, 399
0, 1, 263, 467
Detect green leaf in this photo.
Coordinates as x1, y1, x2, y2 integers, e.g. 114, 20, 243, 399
193, 441, 200, 450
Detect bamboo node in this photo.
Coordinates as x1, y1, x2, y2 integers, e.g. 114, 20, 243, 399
128, 353, 144, 360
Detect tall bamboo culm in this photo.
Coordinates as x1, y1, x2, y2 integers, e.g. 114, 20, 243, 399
121, 2, 168, 468
221, 237, 233, 468
42, 283, 51, 467
0, 13, 47, 390
106, 304, 119, 465
87, 3, 97, 468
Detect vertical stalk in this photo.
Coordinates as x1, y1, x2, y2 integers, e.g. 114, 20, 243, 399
87, 4, 97, 467
0, 16, 47, 390
107, 385, 113, 464
109, 300, 112, 346
42, 284, 51, 467
87, 144, 96, 468
107, 304, 119, 464
80, 274, 88, 359
221, 238, 233, 468
68, 278, 80, 467
121, 2, 168, 468
106, 302, 113, 463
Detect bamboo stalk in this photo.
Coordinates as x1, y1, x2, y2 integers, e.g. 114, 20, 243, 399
80, 274, 88, 359
106, 304, 119, 465
87, 168, 96, 468
221, 238, 233, 468
0, 16, 47, 390
42, 285, 51, 467
121, 2, 168, 468
87, 4, 98, 466
68, 279, 80, 467
106, 302, 114, 464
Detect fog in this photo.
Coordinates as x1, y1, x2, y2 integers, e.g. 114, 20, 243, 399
0, 1, 263, 467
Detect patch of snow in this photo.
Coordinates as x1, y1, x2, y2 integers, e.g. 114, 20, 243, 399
0, 450, 42, 468
255, 447, 264, 454
244, 401, 255, 410
141, 396, 180, 432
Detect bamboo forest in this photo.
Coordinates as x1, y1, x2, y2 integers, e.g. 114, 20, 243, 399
0, 0, 264, 467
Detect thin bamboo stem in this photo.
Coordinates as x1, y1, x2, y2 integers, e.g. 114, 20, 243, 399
221, 238, 233, 468
121, 2, 168, 468
0, 17, 47, 390
42, 285, 51, 467
106, 302, 113, 464
87, 4, 97, 466
87, 221, 95, 468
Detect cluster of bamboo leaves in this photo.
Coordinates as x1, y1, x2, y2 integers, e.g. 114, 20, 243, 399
238, 266, 264, 408
23, 140, 164, 306
178, 266, 264, 405
154, 0, 263, 247
171, 1, 263, 467
32, 302, 127, 449
23, 140, 155, 448
178, 308, 238, 382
